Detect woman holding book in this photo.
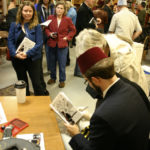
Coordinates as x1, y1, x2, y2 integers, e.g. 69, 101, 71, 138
8, 1, 47, 96
45, 1, 76, 88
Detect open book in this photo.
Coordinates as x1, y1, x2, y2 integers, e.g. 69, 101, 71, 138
16, 37, 35, 53
50, 92, 83, 124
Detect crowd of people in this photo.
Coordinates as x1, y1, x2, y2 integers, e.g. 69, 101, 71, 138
6, 0, 150, 91
5, 0, 150, 149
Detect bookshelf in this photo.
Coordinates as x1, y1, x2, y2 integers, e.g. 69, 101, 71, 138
0, 0, 2, 14
0, 0, 8, 16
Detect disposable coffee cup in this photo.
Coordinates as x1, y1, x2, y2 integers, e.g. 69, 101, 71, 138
15, 80, 26, 103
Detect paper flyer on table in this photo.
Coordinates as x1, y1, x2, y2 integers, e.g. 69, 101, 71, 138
0, 102, 7, 124
16, 132, 45, 150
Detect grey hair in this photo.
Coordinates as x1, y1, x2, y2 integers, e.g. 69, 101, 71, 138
75, 29, 107, 57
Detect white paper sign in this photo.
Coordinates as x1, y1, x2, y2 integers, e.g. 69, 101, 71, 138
17, 133, 45, 150
0, 102, 7, 124
40, 20, 52, 26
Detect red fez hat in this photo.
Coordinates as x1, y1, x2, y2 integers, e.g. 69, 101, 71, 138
77, 47, 107, 74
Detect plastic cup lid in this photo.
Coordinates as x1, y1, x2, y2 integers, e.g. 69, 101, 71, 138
14, 80, 26, 89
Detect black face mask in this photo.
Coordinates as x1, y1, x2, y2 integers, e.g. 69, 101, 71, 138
90, 80, 102, 95
86, 81, 103, 100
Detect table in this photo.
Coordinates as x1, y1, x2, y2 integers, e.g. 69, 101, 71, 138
0, 96, 65, 150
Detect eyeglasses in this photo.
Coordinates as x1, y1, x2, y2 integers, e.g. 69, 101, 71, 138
84, 80, 88, 86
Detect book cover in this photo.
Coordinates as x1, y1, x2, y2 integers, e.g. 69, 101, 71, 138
16, 133, 45, 150
50, 92, 83, 124
16, 37, 35, 53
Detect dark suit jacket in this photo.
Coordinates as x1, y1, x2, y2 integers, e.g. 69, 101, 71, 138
103, 5, 113, 33
86, 73, 150, 110
45, 15, 76, 48
75, 3, 95, 35
70, 79, 150, 150
6, 7, 18, 30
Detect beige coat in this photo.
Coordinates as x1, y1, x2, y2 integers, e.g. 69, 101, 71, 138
104, 34, 149, 96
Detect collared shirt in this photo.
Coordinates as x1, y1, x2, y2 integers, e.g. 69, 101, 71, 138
103, 78, 120, 98
109, 7, 142, 41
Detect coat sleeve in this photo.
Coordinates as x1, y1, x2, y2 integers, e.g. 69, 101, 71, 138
108, 15, 117, 32
66, 17, 76, 41
8, 22, 17, 57
69, 116, 117, 150
26, 24, 43, 58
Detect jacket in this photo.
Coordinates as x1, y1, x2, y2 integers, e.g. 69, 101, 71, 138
70, 79, 150, 150
8, 22, 43, 61
104, 34, 149, 96
34, 3, 55, 23
5, 7, 18, 31
67, 7, 77, 25
76, 3, 95, 35
45, 15, 76, 48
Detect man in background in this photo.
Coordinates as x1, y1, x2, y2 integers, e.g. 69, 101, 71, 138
109, 0, 142, 41
137, 1, 146, 28
103, 0, 113, 33
74, 0, 99, 77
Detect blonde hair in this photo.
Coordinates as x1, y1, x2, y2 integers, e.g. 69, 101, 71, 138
75, 29, 107, 57
16, 1, 39, 29
55, 1, 67, 16
65, 1, 74, 12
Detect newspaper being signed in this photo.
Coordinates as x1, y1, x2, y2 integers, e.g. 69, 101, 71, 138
16, 37, 35, 53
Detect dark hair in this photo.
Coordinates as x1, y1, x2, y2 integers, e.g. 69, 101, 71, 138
85, 57, 115, 80
23, 0, 35, 3
38, 0, 51, 5
141, 2, 146, 8
105, 0, 111, 5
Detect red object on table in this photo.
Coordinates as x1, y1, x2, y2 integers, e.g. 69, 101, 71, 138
0, 118, 29, 136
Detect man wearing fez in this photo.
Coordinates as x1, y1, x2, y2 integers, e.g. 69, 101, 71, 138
65, 47, 150, 150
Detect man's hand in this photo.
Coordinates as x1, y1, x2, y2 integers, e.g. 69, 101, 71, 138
96, 18, 101, 25
132, 30, 142, 40
64, 123, 80, 137
78, 106, 91, 120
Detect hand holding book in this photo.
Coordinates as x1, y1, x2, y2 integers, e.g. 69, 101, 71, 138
50, 92, 83, 125
16, 52, 27, 60
16, 37, 35, 54
64, 123, 80, 137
